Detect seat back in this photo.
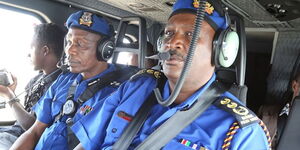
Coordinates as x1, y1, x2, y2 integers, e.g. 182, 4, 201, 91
277, 96, 300, 150
215, 17, 248, 104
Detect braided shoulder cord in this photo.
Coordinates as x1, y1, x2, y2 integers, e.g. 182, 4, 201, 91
259, 120, 272, 149
222, 121, 272, 150
222, 122, 239, 150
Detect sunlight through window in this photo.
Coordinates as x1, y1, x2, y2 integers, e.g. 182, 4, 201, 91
0, 8, 41, 121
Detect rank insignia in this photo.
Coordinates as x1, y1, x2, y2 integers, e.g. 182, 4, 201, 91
117, 111, 133, 122
130, 69, 163, 81
110, 81, 121, 86
79, 12, 93, 27
193, 0, 214, 15
79, 105, 93, 115
214, 97, 260, 128
279, 103, 290, 116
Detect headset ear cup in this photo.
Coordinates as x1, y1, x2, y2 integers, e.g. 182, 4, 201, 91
64, 37, 67, 49
156, 30, 165, 52
97, 39, 115, 61
212, 30, 223, 67
156, 35, 164, 52
218, 30, 239, 68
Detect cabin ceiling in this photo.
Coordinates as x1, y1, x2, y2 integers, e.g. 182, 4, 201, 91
55, 0, 300, 30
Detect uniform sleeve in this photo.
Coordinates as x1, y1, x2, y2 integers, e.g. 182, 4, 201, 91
230, 123, 269, 150
71, 82, 127, 150
32, 76, 61, 125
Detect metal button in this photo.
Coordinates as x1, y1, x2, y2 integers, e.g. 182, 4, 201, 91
112, 128, 117, 133
66, 118, 73, 125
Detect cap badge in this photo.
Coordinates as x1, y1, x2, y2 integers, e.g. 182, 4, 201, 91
79, 12, 93, 27
193, 0, 214, 15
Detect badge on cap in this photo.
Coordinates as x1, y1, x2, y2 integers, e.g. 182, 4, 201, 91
79, 12, 93, 27
193, 0, 214, 15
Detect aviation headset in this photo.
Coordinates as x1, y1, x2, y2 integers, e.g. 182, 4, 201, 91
212, 10, 239, 68
95, 24, 115, 61
64, 25, 115, 62
64, 11, 116, 62
156, 8, 239, 68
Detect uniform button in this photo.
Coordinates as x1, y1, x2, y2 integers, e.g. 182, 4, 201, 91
112, 128, 117, 133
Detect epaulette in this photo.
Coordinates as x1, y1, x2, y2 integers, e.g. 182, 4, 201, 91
213, 97, 260, 128
130, 69, 163, 81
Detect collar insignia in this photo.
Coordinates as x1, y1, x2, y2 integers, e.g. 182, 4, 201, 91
279, 103, 290, 116
193, 0, 214, 15
79, 12, 93, 27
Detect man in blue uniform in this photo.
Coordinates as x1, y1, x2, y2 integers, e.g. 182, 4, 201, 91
72, 0, 270, 149
10, 10, 137, 150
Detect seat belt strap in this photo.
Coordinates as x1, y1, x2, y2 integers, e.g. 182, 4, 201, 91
135, 81, 224, 150
112, 92, 157, 150
67, 122, 80, 150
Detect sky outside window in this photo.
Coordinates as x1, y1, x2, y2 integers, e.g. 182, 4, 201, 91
0, 7, 41, 121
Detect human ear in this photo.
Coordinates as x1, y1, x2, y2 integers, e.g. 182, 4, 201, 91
42, 45, 50, 56
292, 80, 299, 95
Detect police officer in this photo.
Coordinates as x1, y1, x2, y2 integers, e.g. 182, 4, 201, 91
259, 62, 300, 149
0, 23, 64, 149
72, 0, 270, 150
10, 10, 137, 150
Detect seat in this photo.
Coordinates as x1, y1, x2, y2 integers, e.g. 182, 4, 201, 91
277, 96, 300, 150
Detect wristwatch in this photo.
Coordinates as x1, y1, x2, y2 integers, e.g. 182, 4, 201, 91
7, 97, 20, 106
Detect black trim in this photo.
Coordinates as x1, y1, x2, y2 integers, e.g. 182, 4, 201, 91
204, 16, 218, 31
69, 25, 110, 39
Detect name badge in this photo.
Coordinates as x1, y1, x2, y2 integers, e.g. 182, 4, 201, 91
63, 99, 76, 115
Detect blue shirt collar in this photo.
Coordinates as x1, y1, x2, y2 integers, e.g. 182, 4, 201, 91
162, 73, 216, 109
74, 63, 116, 84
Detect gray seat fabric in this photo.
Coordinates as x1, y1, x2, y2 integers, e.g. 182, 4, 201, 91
277, 96, 300, 150
216, 68, 248, 104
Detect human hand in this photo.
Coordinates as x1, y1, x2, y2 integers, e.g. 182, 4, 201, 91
0, 75, 17, 100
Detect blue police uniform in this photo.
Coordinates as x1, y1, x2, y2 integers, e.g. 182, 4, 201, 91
72, 0, 269, 149
72, 72, 269, 150
33, 64, 121, 150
